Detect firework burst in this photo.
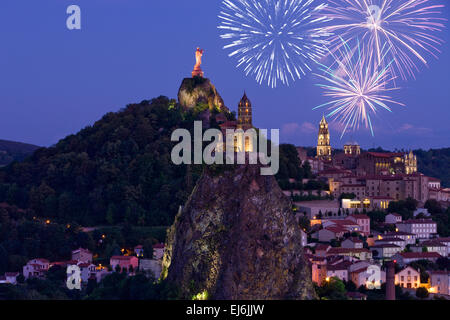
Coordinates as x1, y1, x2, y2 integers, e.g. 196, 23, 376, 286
314, 39, 405, 138
322, 0, 446, 80
218, 0, 332, 88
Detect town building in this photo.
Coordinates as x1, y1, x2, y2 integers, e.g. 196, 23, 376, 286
326, 248, 372, 261
139, 259, 162, 279
110, 256, 139, 273
218, 93, 254, 153
322, 219, 362, 234
71, 248, 93, 264
299, 229, 308, 247
316, 116, 332, 161
357, 151, 417, 176
0, 272, 19, 285
411, 240, 447, 257
385, 213, 402, 224
396, 219, 437, 239
395, 266, 421, 289
153, 243, 165, 260
134, 245, 144, 258
381, 231, 417, 246
350, 264, 386, 289
23, 259, 50, 280
392, 252, 442, 266
375, 237, 406, 250
428, 271, 450, 296
347, 214, 370, 235
344, 142, 361, 156
341, 238, 364, 249
370, 244, 403, 259
315, 226, 347, 242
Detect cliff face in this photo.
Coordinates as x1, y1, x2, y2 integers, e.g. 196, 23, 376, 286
178, 77, 229, 113
162, 163, 316, 300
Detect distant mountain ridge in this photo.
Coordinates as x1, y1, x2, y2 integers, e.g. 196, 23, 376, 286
0, 139, 40, 166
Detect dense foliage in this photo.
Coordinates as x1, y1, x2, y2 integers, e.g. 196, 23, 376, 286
0, 268, 178, 300
0, 96, 207, 227
0, 203, 165, 275
414, 148, 450, 188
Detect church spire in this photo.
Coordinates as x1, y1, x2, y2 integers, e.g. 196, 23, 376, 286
317, 116, 332, 161
238, 92, 252, 128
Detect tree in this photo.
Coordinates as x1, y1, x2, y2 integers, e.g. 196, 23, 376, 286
416, 287, 429, 299
317, 277, 348, 300
424, 199, 442, 214
297, 215, 311, 233
339, 193, 356, 201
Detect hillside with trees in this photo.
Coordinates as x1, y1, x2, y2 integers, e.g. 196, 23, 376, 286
0, 140, 40, 167
0, 96, 206, 227
0, 96, 303, 229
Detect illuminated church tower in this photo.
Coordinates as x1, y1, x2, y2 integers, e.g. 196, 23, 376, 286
238, 92, 252, 129
316, 115, 332, 161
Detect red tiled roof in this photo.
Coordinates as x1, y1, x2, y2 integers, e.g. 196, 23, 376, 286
398, 252, 441, 259
421, 240, 446, 247
351, 266, 369, 274
31, 258, 49, 264
327, 261, 352, 271
72, 247, 91, 253
319, 168, 352, 175
429, 270, 450, 275
349, 214, 370, 220
384, 231, 415, 237
400, 219, 436, 225
387, 213, 402, 217
324, 226, 348, 234
344, 237, 363, 243
377, 237, 405, 242
219, 121, 237, 129
371, 196, 395, 200
371, 244, 401, 248
110, 256, 136, 261
327, 248, 370, 254
315, 244, 331, 251
341, 184, 366, 188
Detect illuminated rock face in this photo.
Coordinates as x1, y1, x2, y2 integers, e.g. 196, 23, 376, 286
178, 77, 229, 112
162, 163, 316, 300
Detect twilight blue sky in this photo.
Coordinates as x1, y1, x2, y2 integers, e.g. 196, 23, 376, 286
0, 0, 449, 150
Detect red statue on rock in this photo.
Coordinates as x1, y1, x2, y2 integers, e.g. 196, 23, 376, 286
192, 47, 204, 78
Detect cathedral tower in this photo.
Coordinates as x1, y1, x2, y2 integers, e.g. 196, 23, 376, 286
238, 92, 252, 129
317, 115, 332, 161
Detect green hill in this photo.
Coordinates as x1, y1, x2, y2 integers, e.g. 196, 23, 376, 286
0, 96, 208, 226
0, 139, 40, 166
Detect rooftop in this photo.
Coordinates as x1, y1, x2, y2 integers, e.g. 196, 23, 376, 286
397, 252, 441, 259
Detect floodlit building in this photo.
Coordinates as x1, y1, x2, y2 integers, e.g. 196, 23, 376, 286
395, 266, 421, 289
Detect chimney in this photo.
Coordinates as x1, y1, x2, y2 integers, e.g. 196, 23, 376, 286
386, 260, 396, 300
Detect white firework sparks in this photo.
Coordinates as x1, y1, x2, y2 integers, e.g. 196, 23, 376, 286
321, 0, 447, 80
218, 0, 332, 88
314, 38, 405, 138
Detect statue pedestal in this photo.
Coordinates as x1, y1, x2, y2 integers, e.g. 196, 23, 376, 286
192, 66, 204, 78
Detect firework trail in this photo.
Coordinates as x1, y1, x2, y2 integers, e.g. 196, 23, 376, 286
218, 0, 332, 88
313, 38, 405, 138
321, 0, 446, 80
